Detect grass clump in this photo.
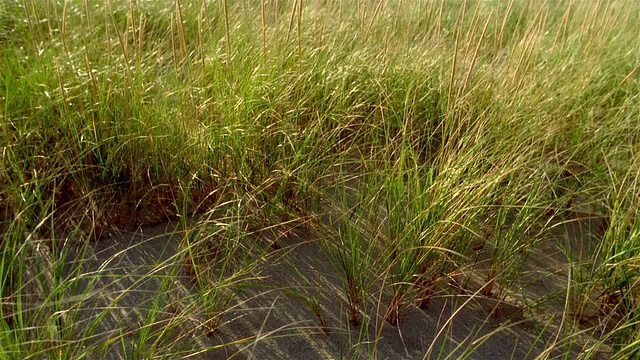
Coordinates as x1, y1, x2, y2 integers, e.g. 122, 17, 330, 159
1, 0, 639, 358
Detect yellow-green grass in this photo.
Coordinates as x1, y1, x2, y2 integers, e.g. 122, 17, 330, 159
1, 0, 639, 358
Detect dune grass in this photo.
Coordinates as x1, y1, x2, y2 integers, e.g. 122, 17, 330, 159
1, 0, 639, 358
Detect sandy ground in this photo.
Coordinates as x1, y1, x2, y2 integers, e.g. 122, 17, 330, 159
53, 208, 612, 360
34, 165, 611, 359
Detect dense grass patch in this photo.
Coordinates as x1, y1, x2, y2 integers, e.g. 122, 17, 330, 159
1, 0, 639, 358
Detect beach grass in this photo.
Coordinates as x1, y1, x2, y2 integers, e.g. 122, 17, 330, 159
1, 0, 639, 358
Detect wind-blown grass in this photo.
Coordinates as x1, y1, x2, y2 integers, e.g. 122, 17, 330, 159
1, 0, 639, 358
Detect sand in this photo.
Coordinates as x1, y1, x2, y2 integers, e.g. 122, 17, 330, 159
50, 210, 611, 359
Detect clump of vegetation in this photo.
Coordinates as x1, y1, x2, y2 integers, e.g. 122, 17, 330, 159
1, 0, 639, 358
